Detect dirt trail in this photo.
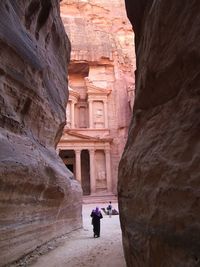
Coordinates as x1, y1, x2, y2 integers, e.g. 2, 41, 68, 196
29, 203, 126, 267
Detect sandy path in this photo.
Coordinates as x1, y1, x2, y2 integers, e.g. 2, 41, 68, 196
30, 203, 126, 267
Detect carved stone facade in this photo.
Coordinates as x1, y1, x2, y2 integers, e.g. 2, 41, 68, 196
59, 0, 136, 195
58, 80, 113, 195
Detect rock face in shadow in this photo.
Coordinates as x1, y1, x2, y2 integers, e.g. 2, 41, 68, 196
0, 1, 82, 265
118, 1, 200, 266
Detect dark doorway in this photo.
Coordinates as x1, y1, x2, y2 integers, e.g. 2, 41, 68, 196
81, 150, 90, 195
59, 150, 75, 175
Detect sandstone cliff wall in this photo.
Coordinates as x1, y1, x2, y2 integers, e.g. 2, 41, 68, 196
119, 0, 200, 266
0, 1, 82, 265
61, 0, 135, 192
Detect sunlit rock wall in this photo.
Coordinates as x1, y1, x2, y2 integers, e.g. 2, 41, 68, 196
119, 0, 200, 266
61, 0, 135, 192
0, 1, 82, 265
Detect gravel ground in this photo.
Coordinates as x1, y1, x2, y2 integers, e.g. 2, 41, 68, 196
28, 202, 126, 267
30, 203, 126, 267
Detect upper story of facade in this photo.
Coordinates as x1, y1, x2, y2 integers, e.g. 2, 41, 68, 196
61, 0, 136, 136
67, 77, 112, 131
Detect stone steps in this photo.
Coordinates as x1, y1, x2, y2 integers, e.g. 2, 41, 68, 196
82, 193, 118, 204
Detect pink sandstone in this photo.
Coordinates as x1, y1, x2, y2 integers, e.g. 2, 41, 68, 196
59, 0, 135, 195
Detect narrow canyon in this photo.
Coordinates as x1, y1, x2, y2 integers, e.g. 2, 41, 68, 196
0, 0, 199, 267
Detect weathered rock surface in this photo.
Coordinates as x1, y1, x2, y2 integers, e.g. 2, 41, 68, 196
0, 1, 82, 266
60, 0, 136, 193
119, 0, 200, 266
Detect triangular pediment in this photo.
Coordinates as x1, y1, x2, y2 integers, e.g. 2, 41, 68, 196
85, 78, 111, 95
60, 129, 112, 142
87, 86, 111, 95
68, 86, 80, 99
68, 131, 97, 140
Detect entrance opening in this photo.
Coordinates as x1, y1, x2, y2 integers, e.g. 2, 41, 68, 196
81, 150, 90, 195
59, 149, 75, 175
59, 149, 91, 195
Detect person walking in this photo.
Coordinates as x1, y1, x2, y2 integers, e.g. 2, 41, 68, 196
90, 207, 103, 238
107, 201, 112, 218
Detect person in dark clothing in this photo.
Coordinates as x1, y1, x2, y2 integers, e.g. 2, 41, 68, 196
107, 201, 112, 218
90, 207, 103, 238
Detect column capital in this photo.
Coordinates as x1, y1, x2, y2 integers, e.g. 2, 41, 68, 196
75, 149, 81, 154
68, 99, 74, 105
105, 143, 111, 151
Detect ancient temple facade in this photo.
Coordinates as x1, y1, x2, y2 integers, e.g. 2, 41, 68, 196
58, 0, 135, 195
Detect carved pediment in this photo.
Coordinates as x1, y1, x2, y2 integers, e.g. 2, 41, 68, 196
61, 129, 112, 142
85, 77, 111, 96
68, 86, 80, 101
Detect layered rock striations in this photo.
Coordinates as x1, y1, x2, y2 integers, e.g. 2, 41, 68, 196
60, 0, 135, 193
119, 0, 200, 266
0, 1, 82, 265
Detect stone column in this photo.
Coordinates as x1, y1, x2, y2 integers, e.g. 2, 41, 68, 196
89, 149, 96, 194
71, 102, 75, 128
105, 148, 112, 193
75, 149, 81, 183
88, 100, 93, 128
66, 104, 70, 128
103, 100, 108, 128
